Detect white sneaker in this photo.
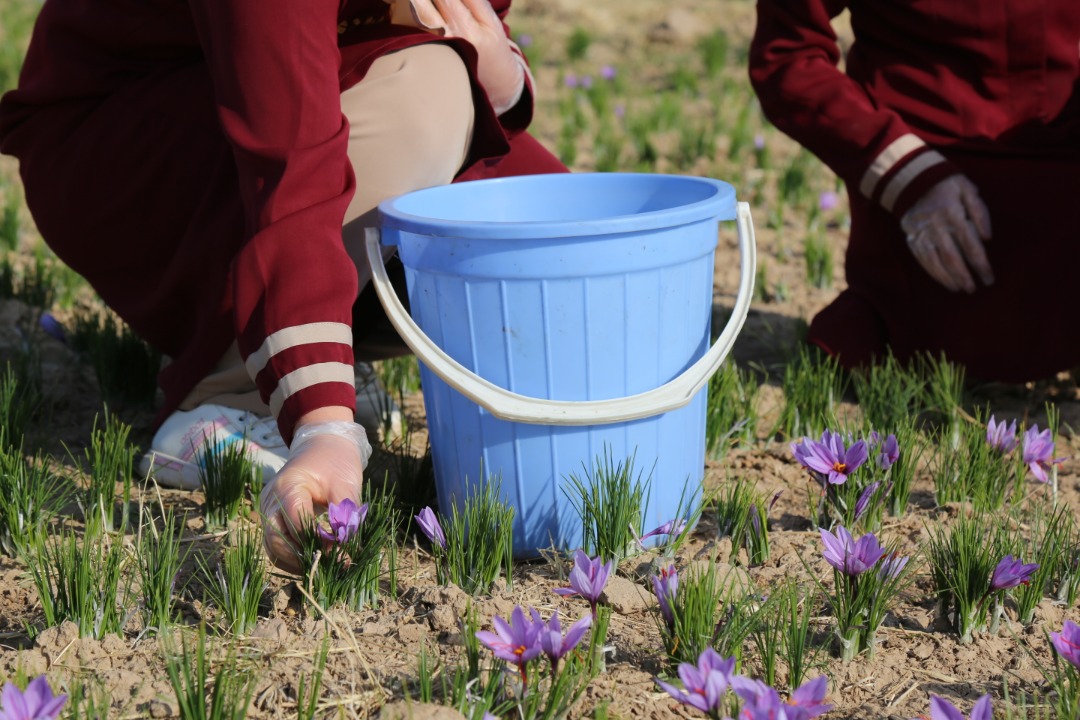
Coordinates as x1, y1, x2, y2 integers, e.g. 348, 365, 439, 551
138, 405, 289, 490
355, 361, 403, 443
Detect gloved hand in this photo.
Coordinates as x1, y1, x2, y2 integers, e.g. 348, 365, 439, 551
406, 0, 525, 115
259, 421, 372, 573
900, 174, 994, 293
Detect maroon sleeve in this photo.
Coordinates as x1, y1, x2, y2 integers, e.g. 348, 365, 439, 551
748, 0, 957, 217
188, 0, 359, 444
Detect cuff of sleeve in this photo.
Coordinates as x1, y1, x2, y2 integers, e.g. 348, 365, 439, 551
277, 380, 358, 446
856, 134, 961, 218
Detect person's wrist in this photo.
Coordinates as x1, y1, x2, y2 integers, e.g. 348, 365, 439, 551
297, 406, 354, 427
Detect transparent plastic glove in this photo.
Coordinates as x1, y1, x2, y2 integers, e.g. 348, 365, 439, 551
900, 174, 994, 293
409, 0, 525, 114
259, 421, 372, 573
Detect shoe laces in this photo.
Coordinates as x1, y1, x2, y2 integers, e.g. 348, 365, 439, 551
238, 412, 286, 449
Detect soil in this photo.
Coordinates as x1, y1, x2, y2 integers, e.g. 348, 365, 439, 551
1, 1, 1078, 719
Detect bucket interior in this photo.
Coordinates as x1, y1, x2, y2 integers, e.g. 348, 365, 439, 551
380, 172, 737, 239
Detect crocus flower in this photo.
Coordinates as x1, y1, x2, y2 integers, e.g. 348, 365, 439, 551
753, 134, 765, 150
317, 498, 367, 543
553, 550, 614, 617
989, 555, 1038, 592
475, 605, 542, 667
655, 648, 734, 715
1022, 424, 1064, 483
927, 694, 992, 720
580, 74, 594, 89
414, 506, 445, 549
732, 675, 832, 720
0, 676, 68, 720
515, 33, 532, 48
820, 526, 887, 576
791, 430, 868, 485
853, 482, 880, 521
876, 433, 899, 469
600, 64, 617, 80
818, 191, 839, 212
564, 73, 578, 88
877, 552, 909, 581
651, 564, 679, 630
636, 518, 688, 548
530, 609, 591, 673
986, 415, 1018, 454
1050, 619, 1080, 669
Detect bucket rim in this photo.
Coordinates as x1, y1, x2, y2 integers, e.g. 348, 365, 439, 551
378, 172, 738, 240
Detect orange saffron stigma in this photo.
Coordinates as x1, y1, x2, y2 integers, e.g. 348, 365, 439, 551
832, 461, 847, 473
514, 646, 525, 656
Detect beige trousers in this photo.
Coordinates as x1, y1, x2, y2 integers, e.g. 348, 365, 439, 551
179, 43, 474, 414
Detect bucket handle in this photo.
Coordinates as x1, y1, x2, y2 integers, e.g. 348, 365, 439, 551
364, 202, 757, 425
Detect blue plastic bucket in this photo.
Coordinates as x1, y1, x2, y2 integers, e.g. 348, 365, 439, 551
366, 173, 756, 557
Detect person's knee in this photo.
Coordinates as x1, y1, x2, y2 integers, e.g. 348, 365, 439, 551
379, 43, 474, 169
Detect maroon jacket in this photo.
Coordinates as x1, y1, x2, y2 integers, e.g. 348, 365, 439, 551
750, 0, 1080, 218
0, 0, 552, 442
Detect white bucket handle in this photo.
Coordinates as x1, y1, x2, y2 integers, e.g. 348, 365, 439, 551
364, 202, 757, 425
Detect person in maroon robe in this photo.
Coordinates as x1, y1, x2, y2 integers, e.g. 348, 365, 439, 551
749, 1, 1080, 381
0, 0, 566, 569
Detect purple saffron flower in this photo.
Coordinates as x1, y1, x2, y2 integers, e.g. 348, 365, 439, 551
600, 64, 617, 80
731, 675, 831, 720
928, 694, 992, 720
530, 609, 591, 672
553, 550, 614, 616
414, 506, 445, 549
1050, 620, 1080, 669
580, 74, 594, 89
820, 526, 887, 576
818, 191, 839, 212
563, 72, 578, 88
1022, 424, 1064, 483
317, 498, 367, 543
876, 433, 899, 469
614, 102, 626, 118
475, 605, 543, 667
986, 415, 1018, 454
791, 430, 868, 485
853, 482, 880, 521
877, 552, 909, 581
753, 134, 765, 150
655, 648, 734, 715
636, 518, 688, 548
515, 33, 533, 48
990, 555, 1038, 591
38, 313, 67, 345
651, 565, 679, 629
0, 676, 68, 720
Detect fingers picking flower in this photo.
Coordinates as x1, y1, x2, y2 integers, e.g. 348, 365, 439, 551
0, 676, 68, 720
1050, 619, 1080, 669
414, 506, 446, 549
318, 498, 366, 543
990, 555, 1039, 591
